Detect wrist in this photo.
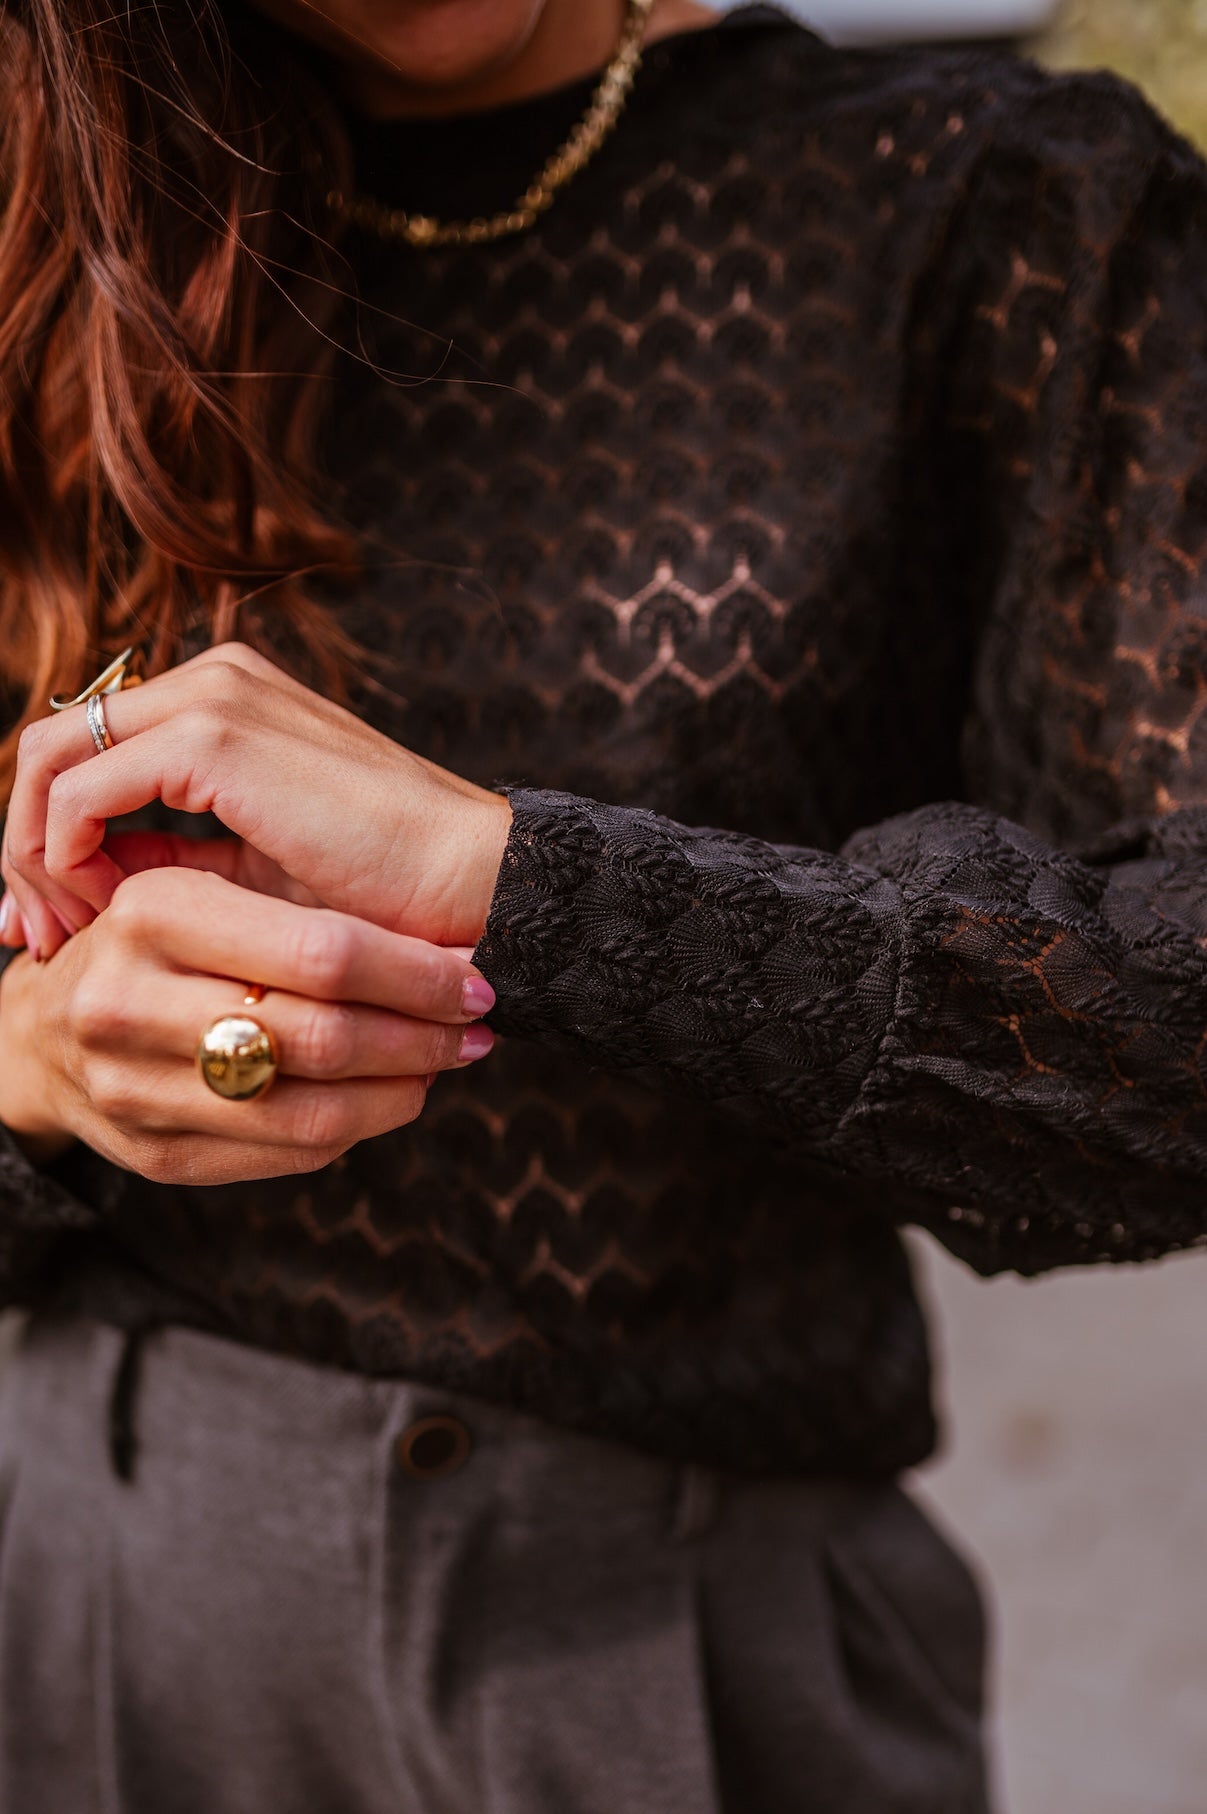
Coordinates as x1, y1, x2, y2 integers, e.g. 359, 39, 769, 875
0, 954, 74, 1164
442, 787, 514, 948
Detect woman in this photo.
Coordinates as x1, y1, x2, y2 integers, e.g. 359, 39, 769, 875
0, 0, 1204, 1806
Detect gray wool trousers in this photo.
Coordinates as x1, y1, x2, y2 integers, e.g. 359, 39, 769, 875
0, 1313, 991, 1814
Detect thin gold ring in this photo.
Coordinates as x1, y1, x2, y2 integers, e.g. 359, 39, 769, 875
49, 645, 145, 714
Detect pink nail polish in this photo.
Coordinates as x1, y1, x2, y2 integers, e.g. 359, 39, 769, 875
462, 975, 496, 1017
19, 915, 40, 963
458, 1023, 494, 1062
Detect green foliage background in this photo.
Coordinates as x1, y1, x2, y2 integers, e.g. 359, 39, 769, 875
1035, 0, 1207, 144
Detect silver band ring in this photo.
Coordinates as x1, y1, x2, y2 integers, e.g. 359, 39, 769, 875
86, 693, 114, 755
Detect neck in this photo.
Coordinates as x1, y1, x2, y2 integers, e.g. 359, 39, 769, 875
336, 0, 716, 121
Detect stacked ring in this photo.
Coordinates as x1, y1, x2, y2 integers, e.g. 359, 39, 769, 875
86, 694, 114, 755
50, 645, 144, 754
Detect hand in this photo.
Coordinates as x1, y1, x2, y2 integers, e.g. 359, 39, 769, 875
0, 642, 514, 963
0, 867, 497, 1184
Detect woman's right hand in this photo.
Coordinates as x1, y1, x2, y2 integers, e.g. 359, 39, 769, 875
0, 866, 496, 1184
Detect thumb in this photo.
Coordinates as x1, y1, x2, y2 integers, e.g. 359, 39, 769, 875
103, 831, 320, 908
103, 830, 244, 882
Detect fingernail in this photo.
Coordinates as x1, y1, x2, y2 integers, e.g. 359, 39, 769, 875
462, 975, 496, 1017
20, 915, 40, 963
48, 905, 77, 939
424, 1072, 438, 1089
0, 895, 13, 942
458, 1023, 494, 1062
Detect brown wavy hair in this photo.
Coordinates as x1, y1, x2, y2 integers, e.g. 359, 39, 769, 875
0, 0, 365, 806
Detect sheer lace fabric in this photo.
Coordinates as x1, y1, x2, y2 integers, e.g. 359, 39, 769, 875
3, 10, 1207, 1473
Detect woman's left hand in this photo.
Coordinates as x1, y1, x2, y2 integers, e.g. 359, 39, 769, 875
0, 643, 513, 963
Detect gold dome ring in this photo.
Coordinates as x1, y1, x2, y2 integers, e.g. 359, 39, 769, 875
197, 991, 278, 1103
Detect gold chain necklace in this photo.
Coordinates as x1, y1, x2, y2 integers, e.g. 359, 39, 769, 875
327, 0, 656, 248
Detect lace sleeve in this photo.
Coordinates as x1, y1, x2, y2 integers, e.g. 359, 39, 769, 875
471, 67, 1207, 1278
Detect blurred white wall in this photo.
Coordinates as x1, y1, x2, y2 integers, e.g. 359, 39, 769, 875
908, 1235, 1207, 1814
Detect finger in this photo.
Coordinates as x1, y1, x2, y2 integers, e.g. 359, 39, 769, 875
108, 869, 492, 1023
91, 1060, 431, 1150
42, 713, 333, 915
115, 1136, 353, 1189
103, 832, 318, 906
0, 892, 26, 950
145, 974, 492, 1079
2, 802, 67, 962
0, 840, 66, 963
103, 830, 245, 883
6, 649, 297, 921
4, 716, 116, 932
41, 730, 231, 914
2, 833, 246, 962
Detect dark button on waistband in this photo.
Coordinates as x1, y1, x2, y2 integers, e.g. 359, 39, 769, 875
397, 1414, 471, 1480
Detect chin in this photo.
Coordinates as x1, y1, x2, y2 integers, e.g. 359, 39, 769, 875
274, 0, 551, 94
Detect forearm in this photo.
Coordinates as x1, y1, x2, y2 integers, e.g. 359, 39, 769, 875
471, 787, 1207, 1274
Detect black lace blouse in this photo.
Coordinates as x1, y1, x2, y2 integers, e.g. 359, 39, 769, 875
3, 5, 1207, 1477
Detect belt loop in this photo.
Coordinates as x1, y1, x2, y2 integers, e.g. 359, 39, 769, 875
108, 1324, 156, 1484
670, 1461, 723, 1544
